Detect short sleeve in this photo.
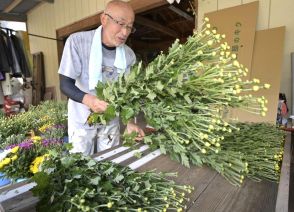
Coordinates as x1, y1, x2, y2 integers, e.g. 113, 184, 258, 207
58, 35, 82, 79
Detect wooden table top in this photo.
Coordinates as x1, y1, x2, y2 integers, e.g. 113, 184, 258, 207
1, 133, 291, 212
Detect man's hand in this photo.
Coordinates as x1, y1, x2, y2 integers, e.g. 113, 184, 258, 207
125, 122, 145, 141
82, 94, 108, 113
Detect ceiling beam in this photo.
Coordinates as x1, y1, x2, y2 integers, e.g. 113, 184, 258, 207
34, 0, 54, 3
0, 12, 27, 22
135, 15, 179, 38
3, 0, 23, 13
168, 5, 194, 21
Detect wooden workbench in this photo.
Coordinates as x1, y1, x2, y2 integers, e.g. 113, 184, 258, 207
0, 133, 291, 212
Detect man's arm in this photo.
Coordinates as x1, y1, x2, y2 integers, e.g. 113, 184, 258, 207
59, 74, 86, 103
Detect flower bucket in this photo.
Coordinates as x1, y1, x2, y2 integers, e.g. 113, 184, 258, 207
0, 172, 11, 187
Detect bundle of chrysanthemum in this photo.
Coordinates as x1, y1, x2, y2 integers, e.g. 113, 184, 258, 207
32, 152, 192, 212
87, 18, 270, 185
221, 123, 285, 182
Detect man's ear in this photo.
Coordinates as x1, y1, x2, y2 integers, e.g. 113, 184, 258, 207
100, 13, 107, 26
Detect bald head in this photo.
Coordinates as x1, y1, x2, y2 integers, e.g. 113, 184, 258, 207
104, 0, 134, 18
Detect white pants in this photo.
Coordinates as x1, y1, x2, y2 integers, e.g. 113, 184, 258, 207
69, 120, 120, 156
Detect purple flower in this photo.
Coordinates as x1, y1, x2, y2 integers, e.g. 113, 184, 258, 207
18, 139, 34, 149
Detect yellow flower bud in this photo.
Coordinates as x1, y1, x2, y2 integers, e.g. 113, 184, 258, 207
11, 146, 19, 154
107, 202, 113, 208
252, 85, 259, 91
207, 40, 213, 45
264, 83, 271, 89
204, 17, 209, 22
11, 155, 18, 161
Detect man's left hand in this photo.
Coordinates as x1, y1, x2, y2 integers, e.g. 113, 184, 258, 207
125, 122, 145, 141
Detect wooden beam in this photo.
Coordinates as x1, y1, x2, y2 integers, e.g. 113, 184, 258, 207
168, 5, 194, 21
0, 12, 27, 22
135, 15, 179, 38
34, 0, 54, 3
129, 0, 167, 13
56, 0, 169, 39
3, 0, 23, 13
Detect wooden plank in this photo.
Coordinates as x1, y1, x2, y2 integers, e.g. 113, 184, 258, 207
136, 154, 218, 208
2, 191, 38, 212
3, 0, 22, 13
188, 173, 237, 211
218, 179, 277, 212
276, 132, 291, 212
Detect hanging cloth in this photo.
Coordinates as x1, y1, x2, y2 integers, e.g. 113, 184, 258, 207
11, 34, 31, 77
8, 35, 22, 77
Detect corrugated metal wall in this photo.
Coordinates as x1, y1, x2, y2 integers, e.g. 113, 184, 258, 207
27, 0, 113, 100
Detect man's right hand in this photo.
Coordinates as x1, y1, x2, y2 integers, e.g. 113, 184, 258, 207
82, 94, 108, 113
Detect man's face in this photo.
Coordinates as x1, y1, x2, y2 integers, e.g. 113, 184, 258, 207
101, 7, 135, 47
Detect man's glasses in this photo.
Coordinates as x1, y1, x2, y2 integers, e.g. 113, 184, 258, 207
104, 13, 136, 33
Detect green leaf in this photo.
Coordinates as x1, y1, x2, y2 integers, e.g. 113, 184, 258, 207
184, 94, 192, 104
87, 160, 96, 168
95, 82, 105, 100
114, 174, 124, 183
190, 154, 203, 166
121, 107, 135, 124
73, 174, 82, 179
61, 156, 76, 168
130, 88, 139, 96
31, 172, 50, 196
147, 91, 157, 101
156, 81, 164, 91
90, 176, 101, 185
104, 105, 116, 123
102, 181, 113, 191
177, 73, 183, 87
144, 180, 151, 189
180, 153, 190, 168
105, 166, 114, 175
159, 144, 166, 154
145, 65, 154, 79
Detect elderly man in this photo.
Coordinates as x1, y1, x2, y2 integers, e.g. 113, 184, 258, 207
58, 0, 144, 155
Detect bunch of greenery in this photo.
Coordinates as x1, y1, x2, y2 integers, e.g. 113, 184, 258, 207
32, 151, 193, 212
0, 101, 67, 148
87, 18, 275, 185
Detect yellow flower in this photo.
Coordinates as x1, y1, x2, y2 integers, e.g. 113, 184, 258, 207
39, 124, 52, 133
32, 136, 42, 141
11, 146, 19, 154
11, 155, 18, 161
2, 158, 11, 165
30, 154, 48, 174
204, 17, 209, 22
